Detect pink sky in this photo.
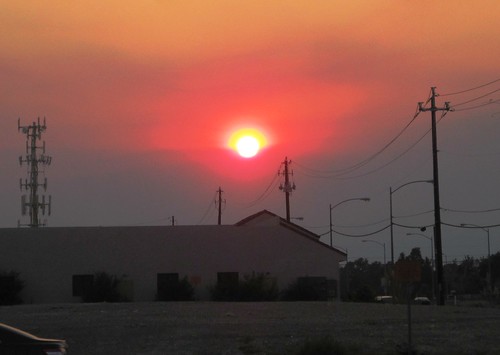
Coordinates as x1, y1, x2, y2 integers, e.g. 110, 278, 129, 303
1, 1, 499, 261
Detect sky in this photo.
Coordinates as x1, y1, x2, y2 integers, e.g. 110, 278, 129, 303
1, 1, 499, 264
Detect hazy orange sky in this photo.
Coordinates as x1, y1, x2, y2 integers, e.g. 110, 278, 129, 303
1, 1, 499, 262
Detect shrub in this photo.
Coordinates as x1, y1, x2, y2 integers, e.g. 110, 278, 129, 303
239, 273, 279, 301
82, 272, 125, 303
352, 285, 375, 303
281, 277, 328, 301
210, 272, 279, 301
0, 271, 24, 305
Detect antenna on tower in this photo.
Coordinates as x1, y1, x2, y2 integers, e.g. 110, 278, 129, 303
18, 117, 52, 227
278, 157, 296, 222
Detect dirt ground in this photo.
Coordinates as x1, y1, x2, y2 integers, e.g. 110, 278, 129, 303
1, 301, 499, 355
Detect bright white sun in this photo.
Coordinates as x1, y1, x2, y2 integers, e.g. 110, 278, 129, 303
228, 128, 267, 158
236, 135, 260, 158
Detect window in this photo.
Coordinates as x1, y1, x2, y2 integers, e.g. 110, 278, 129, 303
214, 272, 239, 301
72, 274, 94, 297
217, 272, 239, 290
157, 273, 179, 301
157, 273, 194, 301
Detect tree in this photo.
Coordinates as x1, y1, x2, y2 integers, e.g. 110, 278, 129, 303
340, 258, 385, 301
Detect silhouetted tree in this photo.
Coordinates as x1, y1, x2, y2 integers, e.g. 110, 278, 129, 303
340, 258, 385, 301
341, 251, 499, 303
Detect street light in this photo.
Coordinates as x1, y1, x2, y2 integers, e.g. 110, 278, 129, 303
407, 232, 435, 300
461, 223, 492, 293
363, 239, 387, 295
362, 239, 386, 265
329, 197, 370, 247
389, 180, 433, 265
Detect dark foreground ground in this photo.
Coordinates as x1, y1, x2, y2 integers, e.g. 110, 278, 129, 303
1, 301, 499, 354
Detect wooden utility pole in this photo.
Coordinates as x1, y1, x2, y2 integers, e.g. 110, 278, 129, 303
217, 187, 224, 225
279, 157, 295, 222
419, 87, 450, 305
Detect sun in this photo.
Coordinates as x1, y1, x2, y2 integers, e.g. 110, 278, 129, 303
236, 135, 260, 158
228, 128, 267, 158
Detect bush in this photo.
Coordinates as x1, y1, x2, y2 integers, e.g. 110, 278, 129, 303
210, 272, 279, 301
157, 276, 194, 301
0, 271, 24, 305
281, 277, 328, 301
82, 272, 126, 303
239, 273, 279, 301
352, 285, 375, 303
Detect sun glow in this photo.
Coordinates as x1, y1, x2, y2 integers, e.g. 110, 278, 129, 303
236, 135, 259, 158
228, 128, 268, 158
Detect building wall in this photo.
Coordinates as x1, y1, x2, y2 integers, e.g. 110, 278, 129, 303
0, 224, 345, 303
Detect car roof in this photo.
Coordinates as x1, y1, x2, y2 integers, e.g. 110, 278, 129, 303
0, 323, 64, 344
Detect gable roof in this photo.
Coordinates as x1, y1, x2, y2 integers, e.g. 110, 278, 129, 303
235, 209, 347, 256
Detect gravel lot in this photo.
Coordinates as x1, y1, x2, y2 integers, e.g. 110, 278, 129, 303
1, 301, 499, 354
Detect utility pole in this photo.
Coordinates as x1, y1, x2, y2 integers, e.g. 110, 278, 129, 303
216, 187, 225, 225
279, 157, 295, 222
419, 87, 450, 305
18, 117, 52, 228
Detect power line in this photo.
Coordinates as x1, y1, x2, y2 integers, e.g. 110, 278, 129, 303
439, 78, 500, 97
450, 88, 500, 108
442, 221, 500, 229
393, 222, 435, 229
197, 190, 218, 225
452, 98, 500, 112
241, 171, 280, 208
332, 217, 390, 229
295, 113, 437, 180
442, 206, 500, 214
393, 209, 434, 219
332, 224, 391, 238
294, 105, 424, 177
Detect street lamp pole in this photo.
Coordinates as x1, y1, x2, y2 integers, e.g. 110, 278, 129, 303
390, 180, 433, 265
362, 239, 386, 265
363, 239, 387, 295
461, 223, 492, 293
329, 197, 370, 247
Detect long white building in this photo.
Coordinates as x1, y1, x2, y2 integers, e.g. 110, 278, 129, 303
0, 210, 346, 303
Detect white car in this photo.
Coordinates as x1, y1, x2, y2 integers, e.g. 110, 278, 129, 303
414, 296, 431, 305
375, 295, 393, 303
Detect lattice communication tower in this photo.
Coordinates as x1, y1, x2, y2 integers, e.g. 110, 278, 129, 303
18, 117, 52, 227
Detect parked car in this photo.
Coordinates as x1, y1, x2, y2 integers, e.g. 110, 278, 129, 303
414, 296, 431, 305
375, 295, 393, 303
0, 322, 68, 354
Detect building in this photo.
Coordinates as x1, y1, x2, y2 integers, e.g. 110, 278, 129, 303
0, 210, 346, 303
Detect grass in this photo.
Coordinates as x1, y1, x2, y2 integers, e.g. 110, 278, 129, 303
295, 336, 364, 355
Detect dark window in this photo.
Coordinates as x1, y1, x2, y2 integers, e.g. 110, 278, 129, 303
214, 272, 239, 301
72, 274, 94, 297
217, 272, 239, 289
157, 273, 194, 301
157, 273, 179, 301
